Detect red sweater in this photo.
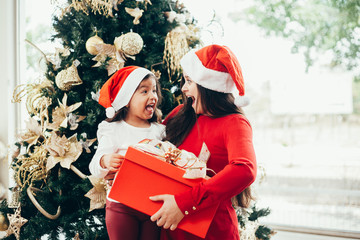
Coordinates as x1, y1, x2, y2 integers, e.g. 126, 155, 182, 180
162, 106, 257, 240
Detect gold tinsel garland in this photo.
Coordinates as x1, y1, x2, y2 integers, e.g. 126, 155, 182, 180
14, 146, 48, 189
61, 0, 123, 18
12, 79, 54, 117
163, 26, 191, 83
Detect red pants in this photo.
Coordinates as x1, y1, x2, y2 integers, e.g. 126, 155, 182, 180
106, 200, 160, 240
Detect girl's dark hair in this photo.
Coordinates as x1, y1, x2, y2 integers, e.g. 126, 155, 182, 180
106, 73, 163, 123
165, 80, 253, 208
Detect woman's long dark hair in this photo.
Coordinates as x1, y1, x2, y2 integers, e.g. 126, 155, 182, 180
106, 74, 163, 123
165, 81, 253, 208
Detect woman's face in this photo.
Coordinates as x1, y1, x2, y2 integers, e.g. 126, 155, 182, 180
181, 74, 204, 114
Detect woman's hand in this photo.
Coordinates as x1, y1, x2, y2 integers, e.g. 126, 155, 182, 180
149, 194, 184, 231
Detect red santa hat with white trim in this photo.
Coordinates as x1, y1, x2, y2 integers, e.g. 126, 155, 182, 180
98, 66, 154, 118
180, 44, 249, 107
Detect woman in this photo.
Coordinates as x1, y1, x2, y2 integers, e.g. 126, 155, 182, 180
150, 44, 257, 240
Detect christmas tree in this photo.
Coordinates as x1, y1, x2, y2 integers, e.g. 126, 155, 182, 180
0, 1, 274, 239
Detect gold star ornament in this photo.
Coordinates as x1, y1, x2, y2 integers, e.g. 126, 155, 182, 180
6, 206, 28, 240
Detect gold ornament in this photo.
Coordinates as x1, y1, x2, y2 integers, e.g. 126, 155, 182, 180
86, 34, 104, 55
164, 11, 177, 23
114, 32, 143, 56
0, 212, 9, 231
73, 233, 81, 240
5, 206, 28, 240
163, 25, 190, 82
48, 47, 71, 70
15, 145, 48, 188
151, 69, 161, 79
47, 93, 83, 131
90, 0, 114, 17
62, 0, 123, 18
125, 7, 144, 25
27, 186, 61, 220
85, 176, 107, 211
12, 79, 53, 116
113, 0, 124, 11
91, 43, 124, 76
79, 137, 97, 154
8, 188, 20, 209
18, 117, 43, 151
55, 60, 83, 91
45, 133, 83, 171
91, 32, 143, 76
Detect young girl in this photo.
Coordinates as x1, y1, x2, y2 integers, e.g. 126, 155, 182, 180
149, 45, 257, 240
89, 66, 165, 240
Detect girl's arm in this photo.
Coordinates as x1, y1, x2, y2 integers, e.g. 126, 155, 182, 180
89, 121, 119, 178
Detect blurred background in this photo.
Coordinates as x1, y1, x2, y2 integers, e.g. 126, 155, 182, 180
1, 0, 359, 239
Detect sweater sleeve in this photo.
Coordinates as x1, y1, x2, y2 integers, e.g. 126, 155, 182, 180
175, 116, 257, 215
89, 121, 116, 178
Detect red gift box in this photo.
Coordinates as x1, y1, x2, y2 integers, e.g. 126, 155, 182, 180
108, 146, 218, 238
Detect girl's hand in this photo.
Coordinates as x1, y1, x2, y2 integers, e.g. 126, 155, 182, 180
100, 153, 124, 172
149, 194, 184, 231
104, 171, 117, 186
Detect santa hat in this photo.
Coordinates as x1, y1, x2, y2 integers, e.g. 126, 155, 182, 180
180, 44, 249, 107
98, 66, 154, 118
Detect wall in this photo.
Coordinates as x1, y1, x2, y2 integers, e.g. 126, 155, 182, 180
0, 0, 22, 197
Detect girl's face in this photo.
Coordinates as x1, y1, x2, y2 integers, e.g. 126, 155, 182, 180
125, 76, 158, 127
181, 74, 204, 114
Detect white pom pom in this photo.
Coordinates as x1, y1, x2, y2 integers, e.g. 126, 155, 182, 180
106, 107, 116, 118
234, 96, 250, 107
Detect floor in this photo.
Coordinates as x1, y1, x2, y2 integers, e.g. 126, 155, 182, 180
1, 230, 359, 239
274, 231, 360, 240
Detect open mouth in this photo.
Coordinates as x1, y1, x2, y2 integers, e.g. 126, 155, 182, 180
145, 103, 155, 114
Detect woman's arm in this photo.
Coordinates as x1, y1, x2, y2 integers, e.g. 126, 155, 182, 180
150, 116, 257, 227
175, 117, 257, 214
